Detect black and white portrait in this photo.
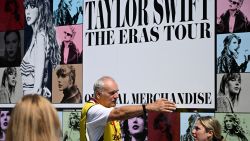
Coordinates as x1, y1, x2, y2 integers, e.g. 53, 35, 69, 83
215, 113, 250, 141
216, 73, 250, 112
21, 0, 61, 100
0, 67, 23, 104
62, 111, 80, 141
0, 30, 24, 67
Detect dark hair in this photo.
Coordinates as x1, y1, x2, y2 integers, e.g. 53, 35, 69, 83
56, 65, 76, 85
4, 31, 21, 42
221, 34, 241, 55
122, 115, 147, 141
153, 113, 172, 141
5, 0, 20, 21
219, 73, 241, 105
24, 0, 37, 7
1, 67, 17, 94
223, 34, 241, 46
58, 0, 71, 9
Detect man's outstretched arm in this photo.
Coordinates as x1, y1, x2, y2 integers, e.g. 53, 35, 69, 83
108, 98, 176, 121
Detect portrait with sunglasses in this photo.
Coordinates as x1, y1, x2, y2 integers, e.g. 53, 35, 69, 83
228, 0, 240, 6
64, 31, 73, 37
59, 25, 81, 65
217, 0, 250, 33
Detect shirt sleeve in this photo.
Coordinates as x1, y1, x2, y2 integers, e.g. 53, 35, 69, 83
87, 104, 113, 127
86, 104, 113, 141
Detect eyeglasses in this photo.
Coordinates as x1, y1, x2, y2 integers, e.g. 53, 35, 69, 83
228, 0, 240, 6
64, 31, 72, 37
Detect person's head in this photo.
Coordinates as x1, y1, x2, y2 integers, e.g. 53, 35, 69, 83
223, 114, 247, 141
153, 113, 172, 140
0, 111, 11, 131
64, 0, 72, 8
63, 26, 76, 42
128, 116, 145, 135
24, 0, 39, 26
56, 65, 76, 91
219, 73, 241, 104
224, 114, 237, 131
93, 76, 119, 108
24, 0, 52, 31
64, 0, 72, 6
123, 115, 147, 141
223, 34, 241, 56
6, 94, 61, 141
4, 31, 21, 60
223, 113, 243, 132
1, 67, 17, 93
4, 0, 20, 21
228, 0, 244, 11
183, 113, 201, 141
154, 113, 170, 132
68, 112, 80, 130
58, 0, 72, 8
192, 116, 223, 141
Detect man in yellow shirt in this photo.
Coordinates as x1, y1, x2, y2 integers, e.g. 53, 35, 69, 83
80, 76, 176, 141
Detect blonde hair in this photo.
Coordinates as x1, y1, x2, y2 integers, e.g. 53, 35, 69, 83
198, 116, 224, 141
6, 94, 61, 141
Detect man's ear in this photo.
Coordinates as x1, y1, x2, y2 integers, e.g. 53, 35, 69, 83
207, 130, 213, 139
96, 92, 101, 99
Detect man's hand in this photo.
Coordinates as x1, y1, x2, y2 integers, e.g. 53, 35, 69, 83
146, 98, 176, 112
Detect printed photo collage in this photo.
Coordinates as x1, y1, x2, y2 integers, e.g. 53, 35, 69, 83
0, 0, 83, 106
213, 0, 250, 141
